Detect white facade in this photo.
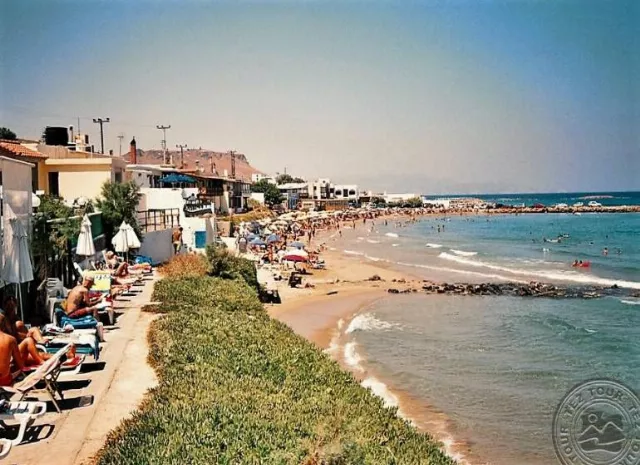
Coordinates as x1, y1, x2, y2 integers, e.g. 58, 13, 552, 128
333, 184, 358, 200
307, 178, 333, 199
383, 192, 420, 203
251, 173, 276, 184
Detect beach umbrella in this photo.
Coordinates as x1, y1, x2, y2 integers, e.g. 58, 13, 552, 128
289, 241, 305, 249
112, 222, 129, 254
2, 209, 33, 321
76, 214, 96, 257
283, 249, 309, 262
123, 222, 142, 249
250, 238, 267, 247
266, 234, 280, 243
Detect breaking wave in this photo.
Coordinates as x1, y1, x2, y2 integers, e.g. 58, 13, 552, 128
438, 252, 640, 290
385, 232, 399, 238
450, 249, 478, 257
426, 243, 443, 248
346, 313, 398, 334
344, 250, 364, 256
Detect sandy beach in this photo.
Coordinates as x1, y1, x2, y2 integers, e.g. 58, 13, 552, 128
266, 227, 479, 464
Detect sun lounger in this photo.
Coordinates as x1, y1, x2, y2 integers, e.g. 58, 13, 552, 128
39, 329, 100, 360
0, 438, 11, 459
1, 344, 74, 413
0, 400, 48, 445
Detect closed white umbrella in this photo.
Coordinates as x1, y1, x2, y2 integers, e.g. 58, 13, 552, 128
112, 222, 129, 254
2, 206, 33, 321
76, 214, 96, 257
123, 222, 141, 249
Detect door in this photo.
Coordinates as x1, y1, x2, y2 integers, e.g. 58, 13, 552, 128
48, 171, 60, 197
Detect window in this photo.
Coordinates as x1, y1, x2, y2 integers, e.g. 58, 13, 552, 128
48, 172, 60, 197
114, 171, 123, 183
335, 190, 342, 197
348, 189, 356, 196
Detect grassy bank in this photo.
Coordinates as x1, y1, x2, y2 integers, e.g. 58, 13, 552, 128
96, 260, 455, 464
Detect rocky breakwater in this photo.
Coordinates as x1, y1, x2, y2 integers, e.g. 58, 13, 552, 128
374, 276, 629, 300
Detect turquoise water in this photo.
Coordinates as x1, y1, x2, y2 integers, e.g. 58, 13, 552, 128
423, 191, 640, 208
333, 211, 640, 464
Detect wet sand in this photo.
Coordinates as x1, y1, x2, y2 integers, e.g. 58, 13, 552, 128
267, 231, 481, 464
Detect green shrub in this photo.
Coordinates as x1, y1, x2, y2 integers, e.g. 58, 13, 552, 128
96, 277, 456, 465
206, 244, 258, 290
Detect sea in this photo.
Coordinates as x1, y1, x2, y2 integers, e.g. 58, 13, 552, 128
330, 191, 640, 465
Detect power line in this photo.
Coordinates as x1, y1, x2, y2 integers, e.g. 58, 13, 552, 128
156, 124, 171, 164
176, 144, 188, 168
118, 133, 125, 157
93, 117, 110, 154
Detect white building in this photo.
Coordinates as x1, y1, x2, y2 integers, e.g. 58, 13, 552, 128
333, 184, 358, 201
308, 178, 333, 200
383, 192, 420, 204
251, 173, 276, 184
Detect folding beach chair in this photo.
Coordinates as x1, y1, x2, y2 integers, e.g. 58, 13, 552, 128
1, 344, 74, 413
0, 400, 48, 445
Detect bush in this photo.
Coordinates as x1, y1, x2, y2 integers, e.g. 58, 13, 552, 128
157, 254, 209, 279
206, 244, 258, 290
96, 276, 456, 465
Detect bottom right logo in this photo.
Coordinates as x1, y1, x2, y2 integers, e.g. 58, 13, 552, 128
553, 379, 640, 465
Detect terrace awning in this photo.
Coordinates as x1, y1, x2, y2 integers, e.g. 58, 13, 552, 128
159, 174, 196, 184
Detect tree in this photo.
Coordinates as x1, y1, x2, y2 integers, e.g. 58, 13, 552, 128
275, 173, 293, 184
31, 196, 81, 280
0, 127, 17, 140
95, 181, 142, 244
251, 178, 273, 193
404, 196, 424, 208
370, 196, 386, 206
250, 179, 283, 206
276, 174, 305, 184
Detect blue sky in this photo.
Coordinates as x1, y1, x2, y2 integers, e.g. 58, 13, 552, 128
1, 0, 637, 194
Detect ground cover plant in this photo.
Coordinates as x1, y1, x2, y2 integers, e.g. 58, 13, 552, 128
96, 273, 455, 464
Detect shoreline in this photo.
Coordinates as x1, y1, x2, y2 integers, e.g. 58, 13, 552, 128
267, 232, 480, 464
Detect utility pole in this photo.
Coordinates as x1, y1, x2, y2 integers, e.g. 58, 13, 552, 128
156, 124, 171, 164
176, 144, 188, 168
229, 150, 236, 179
117, 133, 124, 157
92, 117, 110, 154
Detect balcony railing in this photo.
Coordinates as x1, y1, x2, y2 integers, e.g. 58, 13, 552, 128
137, 208, 180, 232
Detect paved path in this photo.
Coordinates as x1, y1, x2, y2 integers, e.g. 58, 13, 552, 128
3, 277, 159, 465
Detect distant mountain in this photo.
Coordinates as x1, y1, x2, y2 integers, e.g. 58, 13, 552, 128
130, 149, 262, 181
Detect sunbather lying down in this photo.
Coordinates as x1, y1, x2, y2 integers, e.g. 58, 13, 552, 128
105, 251, 149, 279
0, 315, 77, 386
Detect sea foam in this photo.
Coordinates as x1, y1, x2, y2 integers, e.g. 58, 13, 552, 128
346, 313, 397, 333
361, 377, 399, 408
385, 232, 399, 238
621, 299, 640, 306
438, 252, 640, 290
426, 243, 443, 248
450, 249, 478, 257
343, 342, 364, 371
343, 250, 364, 256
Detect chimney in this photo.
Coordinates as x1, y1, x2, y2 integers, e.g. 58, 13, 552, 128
69, 126, 74, 143
129, 137, 137, 164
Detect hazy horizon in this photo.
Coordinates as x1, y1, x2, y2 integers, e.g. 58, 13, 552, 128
1, 0, 638, 194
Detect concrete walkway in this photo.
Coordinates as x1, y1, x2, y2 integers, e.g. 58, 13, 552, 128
3, 277, 159, 465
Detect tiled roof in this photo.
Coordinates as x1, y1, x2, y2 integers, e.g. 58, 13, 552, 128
0, 140, 47, 159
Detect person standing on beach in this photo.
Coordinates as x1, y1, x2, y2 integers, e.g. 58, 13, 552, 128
172, 226, 183, 254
